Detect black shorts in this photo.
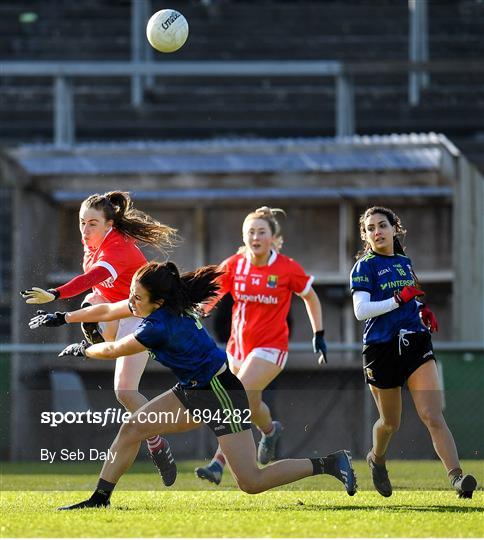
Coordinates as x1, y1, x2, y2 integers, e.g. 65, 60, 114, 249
362, 331, 436, 389
172, 365, 252, 437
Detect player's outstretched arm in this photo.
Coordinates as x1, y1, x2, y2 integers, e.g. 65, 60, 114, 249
28, 300, 132, 331
66, 300, 132, 324
20, 267, 112, 304
29, 310, 68, 329
59, 334, 146, 360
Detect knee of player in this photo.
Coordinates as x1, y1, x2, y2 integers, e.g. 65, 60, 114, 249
234, 471, 264, 494
118, 420, 144, 443
381, 418, 400, 434
418, 408, 445, 429
237, 478, 264, 495
115, 388, 138, 409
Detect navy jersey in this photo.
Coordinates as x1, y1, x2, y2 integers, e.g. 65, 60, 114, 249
350, 251, 426, 344
134, 307, 227, 388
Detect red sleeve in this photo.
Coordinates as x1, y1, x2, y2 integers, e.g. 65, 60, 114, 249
56, 266, 112, 299
287, 258, 314, 296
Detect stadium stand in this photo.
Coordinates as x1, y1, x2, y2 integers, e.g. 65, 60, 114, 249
0, 0, 483, 170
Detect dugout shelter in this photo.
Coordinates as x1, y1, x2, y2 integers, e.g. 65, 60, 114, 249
1, 133, 482, 461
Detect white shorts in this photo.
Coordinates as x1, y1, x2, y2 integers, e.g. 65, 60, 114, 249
82, 292, 142, 341
82, 291, 108, 306
116, 316, 143, 340
228, 347, 288, 372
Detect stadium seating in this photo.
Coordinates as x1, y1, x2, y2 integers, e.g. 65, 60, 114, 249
0, 0, 483, 168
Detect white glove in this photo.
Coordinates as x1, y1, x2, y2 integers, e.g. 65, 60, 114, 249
20, 287, 59, 304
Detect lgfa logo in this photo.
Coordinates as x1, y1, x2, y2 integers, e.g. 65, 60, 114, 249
267, 275, 278, 288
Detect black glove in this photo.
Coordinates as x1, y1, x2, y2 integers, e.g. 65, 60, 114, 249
58, 341, 88, 358
312, 330, 328, 365
29, 310, 67, 330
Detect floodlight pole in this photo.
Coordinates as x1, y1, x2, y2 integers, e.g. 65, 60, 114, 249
131, 0, 146, 107
336, 74, 355, 137
409, 0, 429, 106
54, 76, 74, 147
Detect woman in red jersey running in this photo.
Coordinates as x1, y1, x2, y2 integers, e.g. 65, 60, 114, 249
21, 191, 179, 462
196, 206, 327, 485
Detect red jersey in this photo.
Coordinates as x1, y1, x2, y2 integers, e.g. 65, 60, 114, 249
219, 251, 314, 360
82, 228, 147, 303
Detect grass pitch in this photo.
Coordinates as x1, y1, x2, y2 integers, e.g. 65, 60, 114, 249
1, 460, 482, 537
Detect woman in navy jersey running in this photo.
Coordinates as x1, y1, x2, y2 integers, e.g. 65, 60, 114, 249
30, 261, 356, 509
351, 206, 476, 499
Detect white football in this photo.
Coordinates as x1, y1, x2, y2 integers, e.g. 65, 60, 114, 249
146, 9, 189, 53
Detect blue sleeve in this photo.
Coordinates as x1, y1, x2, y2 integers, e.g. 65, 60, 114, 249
350, 259, 374, 293
134, 318, 165, 349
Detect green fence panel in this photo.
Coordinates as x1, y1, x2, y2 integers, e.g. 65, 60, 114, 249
0, 353, 10, 459
439, 352, 483, 459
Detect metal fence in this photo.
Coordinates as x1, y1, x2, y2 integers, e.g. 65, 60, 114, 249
1, 343, 482, 461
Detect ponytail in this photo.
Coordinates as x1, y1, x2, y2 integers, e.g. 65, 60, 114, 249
105, 191, 129, 218
81, 191, 179, 251
181, 265, 223, 307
